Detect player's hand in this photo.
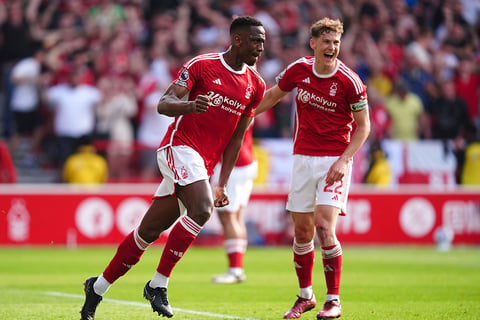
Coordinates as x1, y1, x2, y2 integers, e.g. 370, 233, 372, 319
192, 95, 210, 113
214, 186, 230, 207
325, 157, 348, 185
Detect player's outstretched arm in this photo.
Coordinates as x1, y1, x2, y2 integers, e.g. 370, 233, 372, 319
255, 85, 288, 116
157, 83, 211, 116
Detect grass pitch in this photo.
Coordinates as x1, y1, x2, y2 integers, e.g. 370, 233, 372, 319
0, 245, 479, 319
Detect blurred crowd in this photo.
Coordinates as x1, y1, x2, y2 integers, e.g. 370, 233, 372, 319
1, 0, 480, 183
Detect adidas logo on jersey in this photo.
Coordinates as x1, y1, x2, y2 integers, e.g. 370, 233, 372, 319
332, 194, 339, 201
212, 78, 222, 85
302, 77, 310, 84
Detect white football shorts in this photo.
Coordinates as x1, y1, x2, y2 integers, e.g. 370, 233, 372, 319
154, 145, 209, 198
211, 160, 258, 212
286, 154, 352, 215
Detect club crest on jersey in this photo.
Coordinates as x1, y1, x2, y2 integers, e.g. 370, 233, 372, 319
245, 85, 253, 99
329, 82, 338, 96
180, 166, 188, 179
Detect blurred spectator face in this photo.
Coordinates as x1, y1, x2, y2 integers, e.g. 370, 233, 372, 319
8, 1, 23, 25
66, 0, 85, 14
151, 11, 175, 32
395, 81, 409, 98
457, 58, 474, 76
59, 12, 76, 30
440, 80, 456, 100
97, 76, 113, 95
69, 68, 84, 87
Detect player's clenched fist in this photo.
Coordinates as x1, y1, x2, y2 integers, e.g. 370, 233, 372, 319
214, 185, 230, 207
192, 94, 210, 113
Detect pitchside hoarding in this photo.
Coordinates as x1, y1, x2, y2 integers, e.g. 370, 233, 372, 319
0, 184, 479, 246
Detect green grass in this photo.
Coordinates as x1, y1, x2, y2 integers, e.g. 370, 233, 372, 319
0, 245, 479, 319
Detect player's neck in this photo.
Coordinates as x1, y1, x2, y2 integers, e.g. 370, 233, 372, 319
314, 59, 337, 75
222, 50, 244, 71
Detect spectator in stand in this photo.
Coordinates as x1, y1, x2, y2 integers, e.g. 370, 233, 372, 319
431, 40, 459, 82
9, 44, 46, 159
33, 0, 85, 32
399, 41, 435, 108
427, 79, 471, 141
86, 0, 125, 31
132, 48, 173, 181
385, 79, 431, 140
122, 2, 149, 46
460, 0, 480, 28
62, 134, 108, 184
340, 22, 385, 84
433, 1, 473, 58
45, 67, 102, 168
404, 28, 434, 75
270, 0, 301, 49
95, 75, 138, 180
136, 83, 172, 182
363, 139, 392, 186
148, 29, 175, 91
454, 57, 480, 124
368, 87, 390, 141
456, 123, 480, 185
0, 0, 42, 139
376, 25, 404, 87
251, 0, 280, 40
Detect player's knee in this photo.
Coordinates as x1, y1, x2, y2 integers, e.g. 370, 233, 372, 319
137, 225, 161, 243
188, 204, 213, 226
315, 224, 335, 244
294, 225, 315, 242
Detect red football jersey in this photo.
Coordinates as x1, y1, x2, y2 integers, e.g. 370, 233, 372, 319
277, 57, 368, 156
160, 53, 266, 174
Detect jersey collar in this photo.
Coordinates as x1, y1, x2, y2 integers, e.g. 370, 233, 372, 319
312, 58, 339, 78
220, 52, 247, 74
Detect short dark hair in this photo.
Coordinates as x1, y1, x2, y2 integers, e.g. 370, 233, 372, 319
230, 16, 263, 35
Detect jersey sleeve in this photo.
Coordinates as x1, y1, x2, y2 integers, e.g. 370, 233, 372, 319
276, 57, 308, 92
276, 66, 297, 93
173, 58, 202, 90
347, 79, 369, 112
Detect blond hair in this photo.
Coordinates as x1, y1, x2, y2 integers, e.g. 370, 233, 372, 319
311, 18, 344, 38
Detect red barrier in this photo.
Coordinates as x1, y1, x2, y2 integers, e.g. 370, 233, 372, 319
0, 184, 479, 246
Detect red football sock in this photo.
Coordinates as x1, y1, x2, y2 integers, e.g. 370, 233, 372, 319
102, 229, 150, 283
157, 215, 202, 277
321, 243, 342, 295
225, 239, 247, 268
227, 252, 243, 268
293, 239, 315, 289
